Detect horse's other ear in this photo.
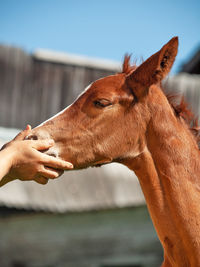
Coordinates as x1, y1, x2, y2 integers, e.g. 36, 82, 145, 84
127, 37, 178, 99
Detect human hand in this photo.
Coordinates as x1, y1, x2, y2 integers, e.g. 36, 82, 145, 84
1, 125, 73, 185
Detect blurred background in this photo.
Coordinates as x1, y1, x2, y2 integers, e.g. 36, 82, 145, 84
0, 1, 200, 267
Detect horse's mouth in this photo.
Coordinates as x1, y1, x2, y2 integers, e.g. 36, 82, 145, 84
45, 150, 58, 158
25, 134, 59, 158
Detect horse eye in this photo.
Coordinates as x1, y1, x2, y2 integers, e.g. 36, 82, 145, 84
93, 99, 112, 108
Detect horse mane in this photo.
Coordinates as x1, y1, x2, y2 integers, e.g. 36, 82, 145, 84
121, 55, 200, 147
166, 94, 200, 146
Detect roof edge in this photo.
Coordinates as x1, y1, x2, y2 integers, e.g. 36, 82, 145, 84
33, 49, 121, 71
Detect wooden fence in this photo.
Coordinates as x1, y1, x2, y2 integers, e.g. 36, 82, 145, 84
0, 45, 116, 129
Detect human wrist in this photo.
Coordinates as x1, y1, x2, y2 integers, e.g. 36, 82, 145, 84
0, 145, 16, 173
0, 145, 17, 186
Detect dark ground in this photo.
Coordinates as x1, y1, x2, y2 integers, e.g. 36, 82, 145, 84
0, 206, 163, 267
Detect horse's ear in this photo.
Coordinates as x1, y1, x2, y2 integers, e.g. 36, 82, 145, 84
126, 37, 178, 99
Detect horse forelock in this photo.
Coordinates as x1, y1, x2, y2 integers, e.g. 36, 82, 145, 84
121, 54, 137, 75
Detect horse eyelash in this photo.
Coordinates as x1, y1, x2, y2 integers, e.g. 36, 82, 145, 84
93, 100, 112, 108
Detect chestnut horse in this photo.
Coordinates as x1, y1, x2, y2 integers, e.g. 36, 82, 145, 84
29, 37, 200, 266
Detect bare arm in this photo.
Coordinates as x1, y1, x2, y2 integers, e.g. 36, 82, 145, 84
0, 125, 73, 187
0, 147, 16, 185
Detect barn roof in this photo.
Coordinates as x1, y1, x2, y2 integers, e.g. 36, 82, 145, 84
33, 49, 121, 71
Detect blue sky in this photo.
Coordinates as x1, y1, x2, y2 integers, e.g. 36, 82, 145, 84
0, 0, 200, 73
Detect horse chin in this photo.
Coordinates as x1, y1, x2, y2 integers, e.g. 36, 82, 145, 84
91, 157, 113, 168
91, 163, 104, 168
44, 148, 113, 170
69, 157, 112, 170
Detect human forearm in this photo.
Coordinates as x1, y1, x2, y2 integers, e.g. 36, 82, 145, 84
0, 147, 16, 186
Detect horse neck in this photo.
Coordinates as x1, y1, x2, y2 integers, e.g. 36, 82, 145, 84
123, 88, 200, 265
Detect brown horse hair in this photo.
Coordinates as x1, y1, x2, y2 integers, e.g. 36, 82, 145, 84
121, 55, 200, 147
121, 54, 137, 74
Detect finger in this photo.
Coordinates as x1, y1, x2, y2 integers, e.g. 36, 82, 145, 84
44, 167, 64, 177
41, 155, 73, 170
14, 125, 32, 141
39, 168, 62, 179
31, 139, 55, 150
34, 177, 49, 185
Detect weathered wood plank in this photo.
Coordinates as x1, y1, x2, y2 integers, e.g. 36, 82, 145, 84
0, 45, 116, 128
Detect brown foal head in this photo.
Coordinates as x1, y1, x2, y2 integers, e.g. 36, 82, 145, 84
29, 37, 178, 169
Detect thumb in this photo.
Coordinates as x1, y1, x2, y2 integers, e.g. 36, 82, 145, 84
14, 125, 32, 141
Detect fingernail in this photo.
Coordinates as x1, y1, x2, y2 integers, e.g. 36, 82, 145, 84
67, 163, 73, 168
26, 124, 31, 130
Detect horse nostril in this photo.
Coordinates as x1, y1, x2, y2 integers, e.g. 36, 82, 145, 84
26, 135, 38, 140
